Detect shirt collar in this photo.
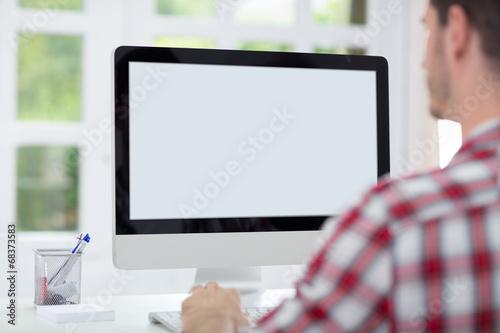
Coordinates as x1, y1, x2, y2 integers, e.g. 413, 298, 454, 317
449, 119, 500, 164
465, 119, 500, 142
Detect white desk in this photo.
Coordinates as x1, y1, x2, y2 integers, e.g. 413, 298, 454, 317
1, 290, 293, 333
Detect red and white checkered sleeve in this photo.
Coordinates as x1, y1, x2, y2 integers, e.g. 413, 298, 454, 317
253, 182, 396, 333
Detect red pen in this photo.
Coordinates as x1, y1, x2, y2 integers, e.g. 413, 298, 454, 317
39, 263, 48, 303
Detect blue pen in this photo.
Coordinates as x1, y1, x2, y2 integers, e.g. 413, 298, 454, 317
48, 233, 91, 288
72, 234, 90, 254
72, 239, 82, 253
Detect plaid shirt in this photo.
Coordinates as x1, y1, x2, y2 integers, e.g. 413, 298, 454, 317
254, 120, 500, 332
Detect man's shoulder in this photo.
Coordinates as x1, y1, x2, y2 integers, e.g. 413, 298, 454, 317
365, 155, 498, 224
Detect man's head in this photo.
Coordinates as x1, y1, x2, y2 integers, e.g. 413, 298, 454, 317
423, 0, 500, 121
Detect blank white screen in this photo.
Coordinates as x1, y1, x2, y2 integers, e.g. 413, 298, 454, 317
129, 62, 378, 220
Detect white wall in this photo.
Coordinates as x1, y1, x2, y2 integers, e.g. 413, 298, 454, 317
405, 0, 440, 174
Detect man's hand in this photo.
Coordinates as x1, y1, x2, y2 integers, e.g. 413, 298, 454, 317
181, 282, 251, 333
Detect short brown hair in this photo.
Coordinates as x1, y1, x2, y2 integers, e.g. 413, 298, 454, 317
430, 0, 500, 67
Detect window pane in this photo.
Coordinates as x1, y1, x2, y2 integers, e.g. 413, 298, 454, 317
17, 146, 79, 231
19, 0, 83, 11
238, 41, 293, 52
157, 0, 216, 17
312, 0, 366, 25
234, 0, 295, 26
18, 34, 82, 121
155, 37, 216, 49
314, 46, 365, 55
438, 120, 462, 168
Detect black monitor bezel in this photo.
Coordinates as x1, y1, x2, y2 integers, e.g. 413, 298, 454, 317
114, 46, 390, 235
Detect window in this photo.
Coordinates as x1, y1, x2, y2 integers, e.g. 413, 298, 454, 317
19, 0, 83, 11
153, 0, 369, 54
438, 120, 462, 168
155, 37, 216, 49
233, 0, 296, 26
17, 146, 79, 231
4, 2, 84, 232
3, 0, 387, 235
18, 34, 83, 122
312, 0, 366, 25
238, 41, 294, 52
314, 45, 365, 55
156, 0, 216, 18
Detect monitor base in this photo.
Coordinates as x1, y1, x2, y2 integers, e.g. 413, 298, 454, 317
193, 267, 262, 295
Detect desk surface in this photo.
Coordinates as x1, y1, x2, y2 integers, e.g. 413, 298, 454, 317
1, 290, 293, 333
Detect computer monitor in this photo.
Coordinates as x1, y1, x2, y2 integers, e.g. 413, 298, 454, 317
112, 46, 390, 284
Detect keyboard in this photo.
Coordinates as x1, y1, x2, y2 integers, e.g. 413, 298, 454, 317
149, 307, 276, 333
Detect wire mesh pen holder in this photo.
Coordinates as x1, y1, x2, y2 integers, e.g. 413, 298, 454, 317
33, 249, 82, 306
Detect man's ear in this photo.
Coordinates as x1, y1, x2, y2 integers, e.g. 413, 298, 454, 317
445, 5, 471, 62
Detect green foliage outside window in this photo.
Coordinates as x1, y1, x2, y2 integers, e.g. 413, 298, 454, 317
155, 37, 216, 49
19, 0, 83, 11
313, 0, 366, 25
18, 34, 82, 121
234, 0, 295, 26
238, 41, 293, 52
314, 46, 365, 55
157, 0, 216, 17
17, 146, 79, 231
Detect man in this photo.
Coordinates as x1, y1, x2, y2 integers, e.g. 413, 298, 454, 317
182, 1, 500, 331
